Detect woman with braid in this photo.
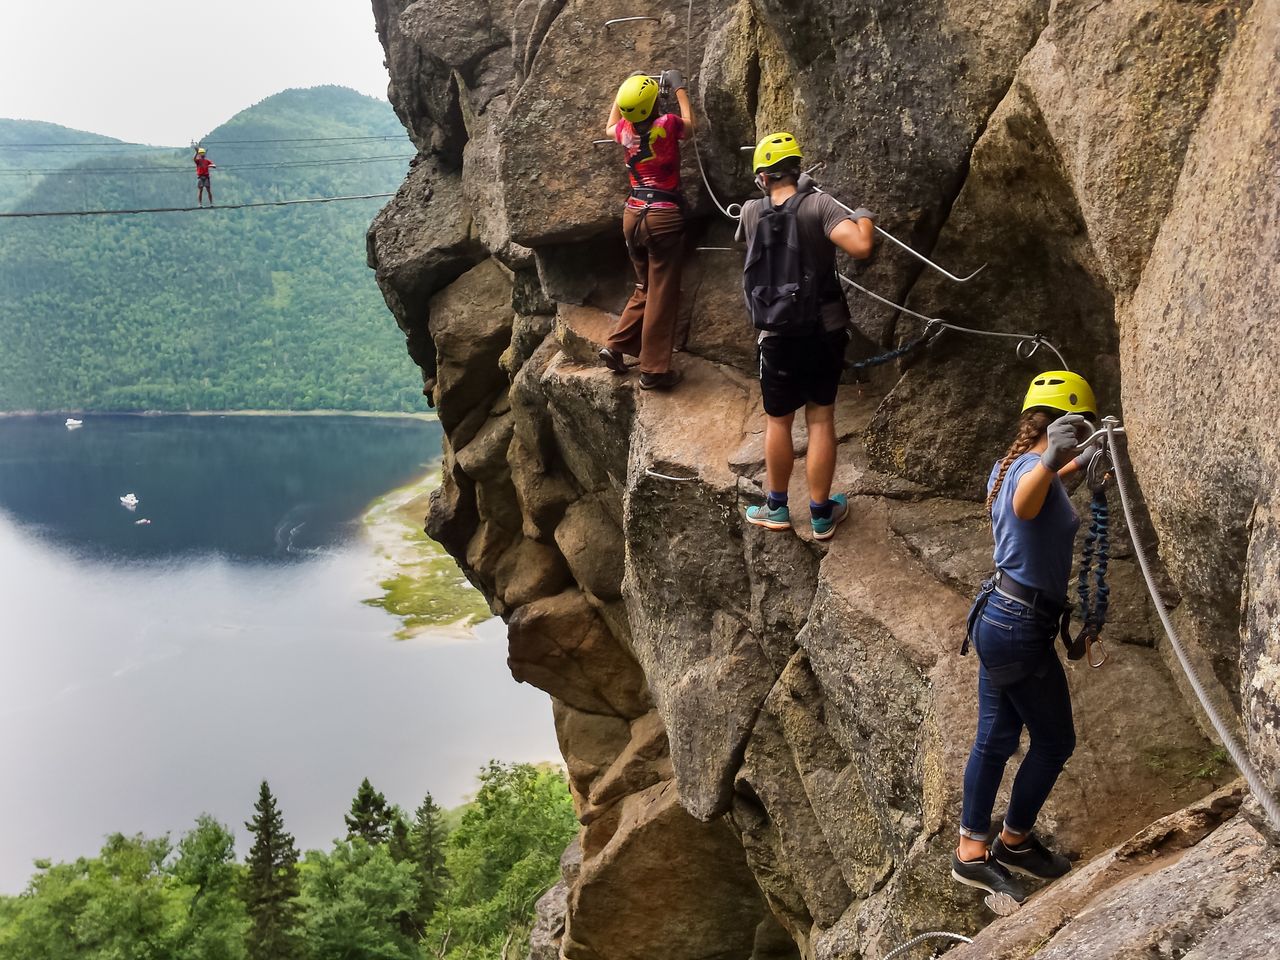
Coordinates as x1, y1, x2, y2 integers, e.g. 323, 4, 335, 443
950, 371, 1100, 914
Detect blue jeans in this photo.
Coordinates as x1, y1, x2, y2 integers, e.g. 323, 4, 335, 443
961, 591, 1076, 837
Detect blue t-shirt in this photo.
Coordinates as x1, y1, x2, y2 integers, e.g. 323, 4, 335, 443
989, 452, 1079, 600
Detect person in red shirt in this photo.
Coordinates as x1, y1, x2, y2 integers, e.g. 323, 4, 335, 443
597, 70, 694, 391
194, 147, 216, 207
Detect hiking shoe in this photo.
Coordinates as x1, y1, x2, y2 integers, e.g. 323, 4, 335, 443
810, 493, 849, 541
993, 833, 1072, 880
951, 851, 1026, 916
599, 347, 629, 375
639, 369, 683, 391
745, 503, 792, 531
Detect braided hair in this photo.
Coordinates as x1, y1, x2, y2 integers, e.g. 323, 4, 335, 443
985, 410, 1053, 514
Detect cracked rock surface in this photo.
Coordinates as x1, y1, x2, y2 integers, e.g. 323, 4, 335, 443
366, 0, 1280, 955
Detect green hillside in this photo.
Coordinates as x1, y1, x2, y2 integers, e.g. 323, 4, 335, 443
0, 87, 424, 412
0, 120, 128, 211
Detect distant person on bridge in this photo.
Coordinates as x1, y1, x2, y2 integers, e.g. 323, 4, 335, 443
597, 69, 693, 392
194, 147, 216, 207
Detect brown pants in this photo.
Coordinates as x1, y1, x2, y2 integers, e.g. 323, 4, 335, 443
608, 205, 686, 374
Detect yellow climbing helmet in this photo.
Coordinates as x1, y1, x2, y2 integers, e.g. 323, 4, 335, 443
616, 75, 660, 123
753, 132, 803, 173
197, 147, 206, 154
1022, 370, 1098, 419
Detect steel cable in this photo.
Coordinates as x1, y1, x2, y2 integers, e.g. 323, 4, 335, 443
1107, 421, 1280, 832
686, 0, 742, 221
0, 193, 396, 219
881, 930, 974, 959
0, 155, 415, 177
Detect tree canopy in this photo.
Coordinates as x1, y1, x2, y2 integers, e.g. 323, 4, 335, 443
0, 763, 577, 960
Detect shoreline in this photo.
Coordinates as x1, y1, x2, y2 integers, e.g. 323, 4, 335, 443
360, 470, 492, 642
0, 409, 437, 421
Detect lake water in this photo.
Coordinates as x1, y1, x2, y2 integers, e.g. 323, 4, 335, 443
0, 414, 559, 893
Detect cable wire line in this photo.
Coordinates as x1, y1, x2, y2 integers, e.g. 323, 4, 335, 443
1107, 420, 1280, 833
0, 155, 414, 177
0, 193, 396, 219
0, 134, 408, 150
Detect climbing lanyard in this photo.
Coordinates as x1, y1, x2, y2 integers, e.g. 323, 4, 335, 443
1073, 447, 1113, 668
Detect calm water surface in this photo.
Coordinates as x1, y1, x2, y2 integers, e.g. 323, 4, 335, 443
0, 415, 557, 892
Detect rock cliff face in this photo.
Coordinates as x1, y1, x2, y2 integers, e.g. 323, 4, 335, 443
365, 0, 1280, 956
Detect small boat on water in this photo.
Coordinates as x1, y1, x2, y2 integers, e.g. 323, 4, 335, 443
65, 418, 83, 429
120, 493, 140, 510
134, 518, 151, 526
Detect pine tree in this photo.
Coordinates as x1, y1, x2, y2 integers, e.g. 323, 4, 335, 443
344, 778, 393, 845
388, 809, 412, 863
409, 793, 449, 927
242, 780, 304, 960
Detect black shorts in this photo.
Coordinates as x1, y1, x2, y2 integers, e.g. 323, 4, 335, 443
759, 328, 849, 417
197, 175, 210, 187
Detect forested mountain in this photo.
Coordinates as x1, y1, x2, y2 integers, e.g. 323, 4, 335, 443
0, 87, 425, 412
0, 120, 126, 211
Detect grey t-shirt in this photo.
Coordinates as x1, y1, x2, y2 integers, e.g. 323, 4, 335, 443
737, 190, 853, 336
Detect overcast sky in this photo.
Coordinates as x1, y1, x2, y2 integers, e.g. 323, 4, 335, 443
0, 0, 392, 145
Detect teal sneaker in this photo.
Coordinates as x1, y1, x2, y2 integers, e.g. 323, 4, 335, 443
745, 502, 792, 531
811, 494, 849, 541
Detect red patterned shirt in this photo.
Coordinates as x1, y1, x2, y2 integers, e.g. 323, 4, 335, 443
616, 113, 686, 209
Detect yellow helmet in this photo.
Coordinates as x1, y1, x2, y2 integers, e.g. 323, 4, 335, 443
616, 75, 660, 123
1022, 370, 1097, 419
753, 132, 803, 173
197, 147, 206, 154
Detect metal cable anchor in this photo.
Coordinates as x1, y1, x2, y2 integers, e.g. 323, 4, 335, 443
604, 16, 661, 28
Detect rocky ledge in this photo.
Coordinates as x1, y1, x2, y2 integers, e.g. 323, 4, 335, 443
365, 0, 1280, 956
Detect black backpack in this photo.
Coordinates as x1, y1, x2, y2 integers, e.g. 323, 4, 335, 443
743, 192, 821, 335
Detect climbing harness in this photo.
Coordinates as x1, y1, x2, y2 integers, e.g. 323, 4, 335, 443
1072, 443, 1114, 668
1106, 419, 1280, 833
881, 931, 973, 959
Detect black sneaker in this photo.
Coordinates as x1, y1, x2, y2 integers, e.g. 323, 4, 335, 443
950, 851, 1026, 916
639, 369, 683, 391
992, 833, 1071, 879
599, 347, 629, 375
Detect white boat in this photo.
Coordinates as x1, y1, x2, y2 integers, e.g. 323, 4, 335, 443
65, 418, 83, 429
120, 493, 140, 510
134, 518, 151, 526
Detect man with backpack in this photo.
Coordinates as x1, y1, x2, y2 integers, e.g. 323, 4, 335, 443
740, 132, 875, 540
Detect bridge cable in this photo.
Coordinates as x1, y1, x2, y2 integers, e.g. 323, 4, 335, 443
0, 193, 396, 219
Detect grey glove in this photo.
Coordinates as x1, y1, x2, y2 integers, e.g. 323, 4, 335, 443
1071, 436, 1102, 471
1041, 413, 1089, 471
660, 68, 687, 93
850, 207, 876, 222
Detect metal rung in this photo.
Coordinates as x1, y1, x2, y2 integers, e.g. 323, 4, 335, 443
605, 16, 660, 27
